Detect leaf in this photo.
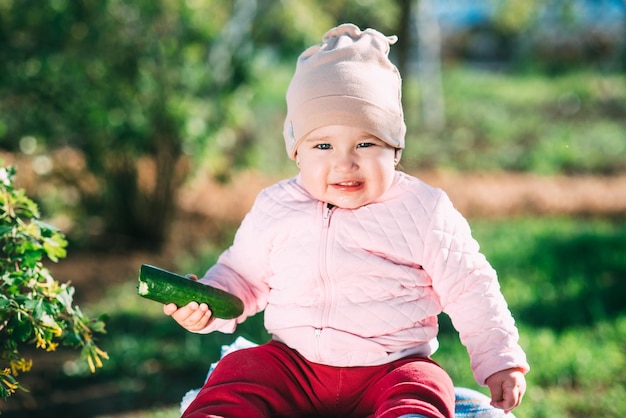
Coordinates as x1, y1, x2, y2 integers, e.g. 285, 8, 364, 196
56, 286, 75, 312
0, 225, 13, 237
0, 167, 14, 186
62, 331, 82, 347
23, 221, 42, 240
42, 235, 67, 262
32, 219, 61, 234
89, 319, 107, 334
23, 299, 43, 317
12, 320, 33, 343
22, 250, 43, 269
12, 194, 39, 220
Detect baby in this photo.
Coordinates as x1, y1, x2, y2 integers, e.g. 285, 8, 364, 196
166, 23, 529, 418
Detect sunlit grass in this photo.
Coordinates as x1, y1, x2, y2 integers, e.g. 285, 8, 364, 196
400, 68, 626, 174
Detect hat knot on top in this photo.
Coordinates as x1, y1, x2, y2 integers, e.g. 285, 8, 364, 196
283, 23, 406, 159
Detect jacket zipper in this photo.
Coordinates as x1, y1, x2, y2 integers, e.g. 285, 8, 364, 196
315, 202, 334, 357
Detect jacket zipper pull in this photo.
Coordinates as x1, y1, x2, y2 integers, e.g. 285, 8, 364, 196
323, 203, 334, 223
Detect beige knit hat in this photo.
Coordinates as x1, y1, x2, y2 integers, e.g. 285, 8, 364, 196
283, 23, 406, 160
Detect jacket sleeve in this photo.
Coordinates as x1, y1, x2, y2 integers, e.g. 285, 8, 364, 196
423, 191, 529, 385
193, 191, 273, 334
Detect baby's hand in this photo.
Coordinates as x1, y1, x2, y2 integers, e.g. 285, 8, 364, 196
485, 367, 526, 413
163, 301, 214, 332
162, 273, 214, 332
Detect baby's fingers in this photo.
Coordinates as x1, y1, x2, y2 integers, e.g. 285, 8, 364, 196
184, 302, 209, 322
163, 303, 178, 316
176, 302, 214, 331
491, 383, 524, 413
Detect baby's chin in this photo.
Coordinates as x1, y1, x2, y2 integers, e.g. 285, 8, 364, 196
327, 196, 376, 209
308, 186, 386, 209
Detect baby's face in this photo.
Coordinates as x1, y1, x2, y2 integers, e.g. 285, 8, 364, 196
295, 125, 397, 209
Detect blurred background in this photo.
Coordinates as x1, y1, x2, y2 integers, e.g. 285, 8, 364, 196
1, 0, 625, 417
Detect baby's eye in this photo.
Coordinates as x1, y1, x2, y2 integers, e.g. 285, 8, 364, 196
315, 143, 332, 150
357, 142, 375, 148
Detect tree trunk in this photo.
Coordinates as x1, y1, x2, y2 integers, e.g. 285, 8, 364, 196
102, 134, 183, 252
395, 0, 413, 79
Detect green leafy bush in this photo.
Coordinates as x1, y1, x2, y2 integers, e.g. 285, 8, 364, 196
0, 165, 108, 400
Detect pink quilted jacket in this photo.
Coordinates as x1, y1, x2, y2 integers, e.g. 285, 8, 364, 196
198, 171, 529, 385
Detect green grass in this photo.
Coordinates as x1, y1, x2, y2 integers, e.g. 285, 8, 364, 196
475, 217, 626, 329
73, 216, 626, 417
399, 69, 626, 175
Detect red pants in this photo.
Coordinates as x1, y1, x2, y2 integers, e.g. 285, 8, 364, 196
182, 340, 455, 418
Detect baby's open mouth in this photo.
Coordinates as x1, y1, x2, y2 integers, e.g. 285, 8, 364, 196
335, 181, 362, 187
332, 181, 364, 191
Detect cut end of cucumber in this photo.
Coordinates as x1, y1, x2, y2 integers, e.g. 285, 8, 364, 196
137, 280, 149, 296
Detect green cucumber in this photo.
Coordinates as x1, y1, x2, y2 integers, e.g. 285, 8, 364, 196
137, 264, 244, 319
